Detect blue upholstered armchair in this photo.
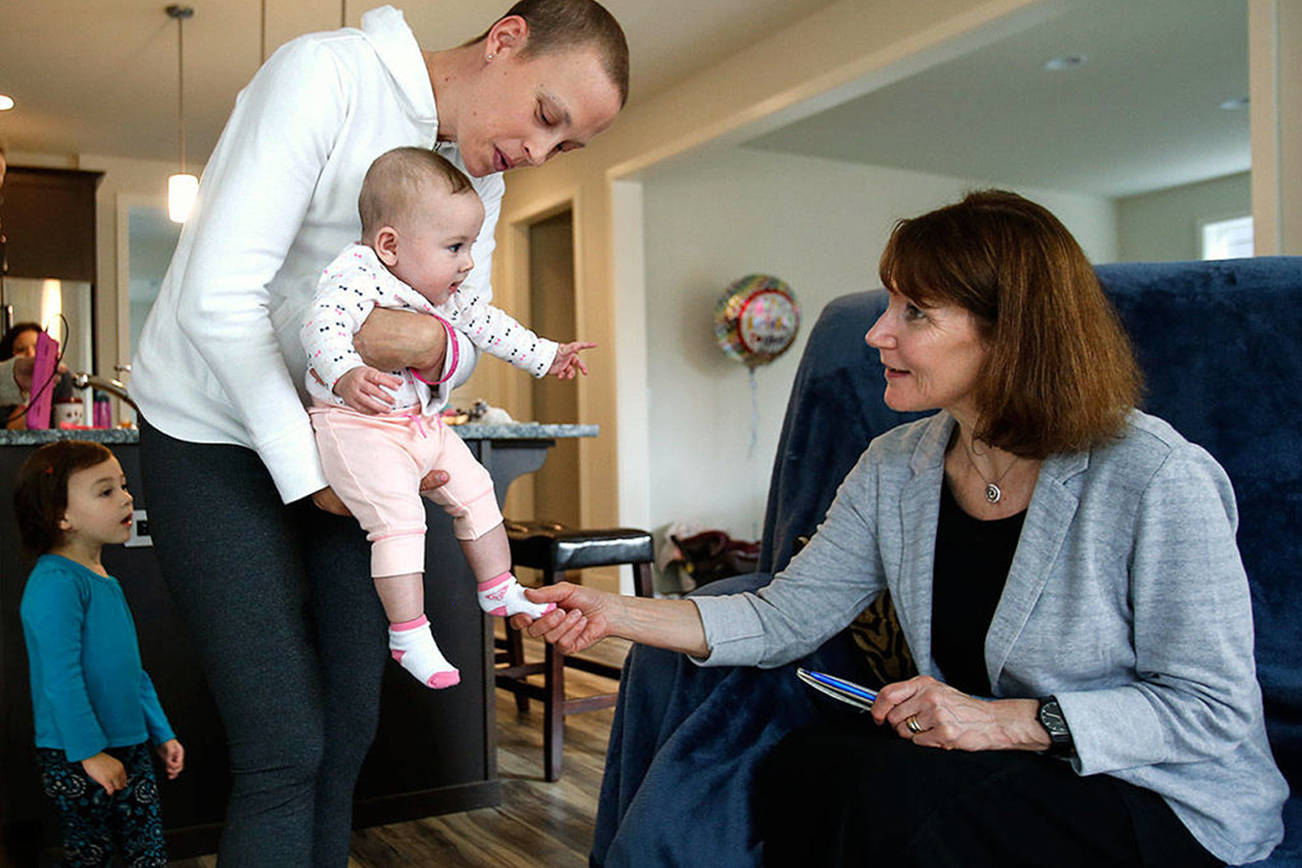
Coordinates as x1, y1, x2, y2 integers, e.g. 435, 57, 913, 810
594, 257, 1301, 867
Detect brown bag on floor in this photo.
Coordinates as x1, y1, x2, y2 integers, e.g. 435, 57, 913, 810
670, 530, 761, 586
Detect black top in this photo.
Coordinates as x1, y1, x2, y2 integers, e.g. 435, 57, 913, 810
930, 480, 1026, 696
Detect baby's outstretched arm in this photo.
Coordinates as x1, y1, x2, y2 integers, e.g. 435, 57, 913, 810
333, 365, 403, 413
547, 341, 598, 380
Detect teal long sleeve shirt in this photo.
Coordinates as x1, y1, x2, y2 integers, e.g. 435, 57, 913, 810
19, 554, 175, 762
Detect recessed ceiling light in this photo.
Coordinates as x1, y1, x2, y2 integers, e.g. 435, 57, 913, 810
1219, 96, 1250, 110
1043, 54, 1087, 71
0, 95, 14, 111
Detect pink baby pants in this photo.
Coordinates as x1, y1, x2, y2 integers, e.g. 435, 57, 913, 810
310, 404, 502, 578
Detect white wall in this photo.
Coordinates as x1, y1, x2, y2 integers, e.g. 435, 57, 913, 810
640, 148, 1116, 542
499, 0, 1052, 532
1116, 171, 1251, 262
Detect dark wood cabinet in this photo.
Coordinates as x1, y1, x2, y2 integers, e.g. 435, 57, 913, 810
0, 167, 102, 283
0, 166, 102, 282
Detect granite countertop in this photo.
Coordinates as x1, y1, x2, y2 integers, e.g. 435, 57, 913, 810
0, 428, 142, 445
0, 422, 597, 447
453, 422, 598, 440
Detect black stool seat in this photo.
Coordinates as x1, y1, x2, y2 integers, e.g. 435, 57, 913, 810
496, 519, 655, 781
505, 521, 655, 572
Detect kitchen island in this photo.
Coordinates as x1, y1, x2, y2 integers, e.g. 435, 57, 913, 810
0, 423, 594, 860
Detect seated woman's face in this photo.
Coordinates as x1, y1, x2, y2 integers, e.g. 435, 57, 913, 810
10, 328, 39, 359
864, 288, 987, 419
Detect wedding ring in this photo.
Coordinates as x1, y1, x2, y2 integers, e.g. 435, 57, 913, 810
905, 714, 923, 734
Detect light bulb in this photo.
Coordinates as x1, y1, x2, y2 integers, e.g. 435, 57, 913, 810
168, 173, 198, 222
41, 280, 63, 333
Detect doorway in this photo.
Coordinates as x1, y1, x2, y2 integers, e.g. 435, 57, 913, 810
526, 208, 581, 529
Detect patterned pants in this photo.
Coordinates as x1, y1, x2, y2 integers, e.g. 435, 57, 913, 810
35, 742, 167, 868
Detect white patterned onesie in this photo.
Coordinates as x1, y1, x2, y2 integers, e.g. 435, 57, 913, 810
301, 242, 559, 410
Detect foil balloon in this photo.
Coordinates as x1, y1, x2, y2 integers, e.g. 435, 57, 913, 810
713, 274, 800, 367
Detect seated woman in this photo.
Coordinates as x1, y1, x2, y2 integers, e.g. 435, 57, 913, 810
516, 190, 1287, 867
1, 322, 42, 428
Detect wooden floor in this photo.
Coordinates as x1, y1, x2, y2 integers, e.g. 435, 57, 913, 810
168, 630, 630, 868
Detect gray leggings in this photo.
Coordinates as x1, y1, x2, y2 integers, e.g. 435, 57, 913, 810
139, 419, 387, 867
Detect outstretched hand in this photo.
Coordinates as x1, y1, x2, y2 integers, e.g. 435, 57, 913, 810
333, 365, 403, 414
510, 581, 619, 655
547, 342, 597, 380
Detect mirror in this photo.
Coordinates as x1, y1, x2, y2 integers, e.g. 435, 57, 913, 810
123, 200, 181, 361
1, 277, 94, 376
113, 195, 181, 426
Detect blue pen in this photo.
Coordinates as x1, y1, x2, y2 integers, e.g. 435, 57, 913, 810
805, 670, 878, 702
796, 667, 878, 708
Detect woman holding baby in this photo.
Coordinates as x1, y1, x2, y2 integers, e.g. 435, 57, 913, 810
130, 2, 628, 864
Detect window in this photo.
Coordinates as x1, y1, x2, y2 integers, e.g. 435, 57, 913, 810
1201, 215, 1254, 260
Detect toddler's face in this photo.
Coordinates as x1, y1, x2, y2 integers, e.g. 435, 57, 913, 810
60, 456, 135, 549
389, 192, 485, 307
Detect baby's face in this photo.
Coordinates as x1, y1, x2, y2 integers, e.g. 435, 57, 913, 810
390, 191, 485, 306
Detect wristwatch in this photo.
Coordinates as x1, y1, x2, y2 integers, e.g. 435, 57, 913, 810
1036, 696, 1074, 757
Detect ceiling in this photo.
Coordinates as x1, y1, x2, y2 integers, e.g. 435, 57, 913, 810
745, 0, 1250, 198
0, 0, 837, 164
0, 0, 1250, 201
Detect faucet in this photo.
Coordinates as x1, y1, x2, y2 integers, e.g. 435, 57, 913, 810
71, 372, 140, 413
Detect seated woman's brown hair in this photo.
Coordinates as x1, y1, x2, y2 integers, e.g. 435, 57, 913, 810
878, 189, 1141, 458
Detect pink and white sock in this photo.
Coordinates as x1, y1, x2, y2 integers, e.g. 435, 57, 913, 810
388, 615, 460, 689
477, 572, 556, 618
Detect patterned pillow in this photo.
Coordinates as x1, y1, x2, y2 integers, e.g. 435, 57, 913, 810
848, 590, 917, 687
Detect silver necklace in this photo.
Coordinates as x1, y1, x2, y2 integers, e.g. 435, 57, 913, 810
960, 436, 1021, 504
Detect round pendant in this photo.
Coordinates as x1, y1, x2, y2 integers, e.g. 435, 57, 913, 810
985, 483, 1002, 504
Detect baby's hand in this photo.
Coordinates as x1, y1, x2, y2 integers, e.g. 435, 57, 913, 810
334, 365, 403, 413
548, 341, 597, 380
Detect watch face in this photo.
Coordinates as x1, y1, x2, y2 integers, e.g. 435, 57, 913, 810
1039, 699, 1069, 737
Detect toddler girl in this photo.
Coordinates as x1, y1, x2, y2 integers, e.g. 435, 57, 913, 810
15, 440, 184, 867
301, 147, 592, 688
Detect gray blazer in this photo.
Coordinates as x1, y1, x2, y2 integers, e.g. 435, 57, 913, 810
694, 410, 1287, 865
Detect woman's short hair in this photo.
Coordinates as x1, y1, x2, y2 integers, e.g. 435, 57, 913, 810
358, 147, 475, 238
878, 189, 1141, 458
470, 0, 629, 106
14, 440, 115, 555
0, 322, 41, 361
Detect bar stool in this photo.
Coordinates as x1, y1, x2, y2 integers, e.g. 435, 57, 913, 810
495, 520, 654, 781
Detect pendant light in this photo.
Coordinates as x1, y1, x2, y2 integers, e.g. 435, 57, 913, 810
166, 5, 198, 223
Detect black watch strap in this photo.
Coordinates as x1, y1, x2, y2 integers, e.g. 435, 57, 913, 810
1037, 695, 1074, 757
